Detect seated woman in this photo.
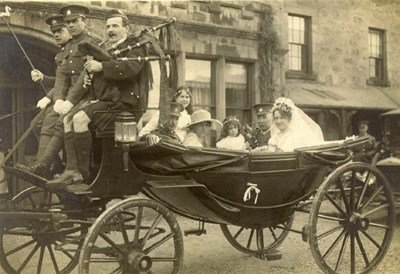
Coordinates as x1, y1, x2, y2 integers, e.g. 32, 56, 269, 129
268, 97, 324, 152
183, 110, 222, 148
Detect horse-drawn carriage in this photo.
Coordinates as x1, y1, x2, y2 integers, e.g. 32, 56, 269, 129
0, 115, 395, 273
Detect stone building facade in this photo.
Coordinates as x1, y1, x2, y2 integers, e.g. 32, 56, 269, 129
0, 0, 399, 157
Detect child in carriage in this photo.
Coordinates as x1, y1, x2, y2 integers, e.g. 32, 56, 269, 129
216, 116, 248, 151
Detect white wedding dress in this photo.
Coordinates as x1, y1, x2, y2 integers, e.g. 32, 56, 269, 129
268, 97, 324, 152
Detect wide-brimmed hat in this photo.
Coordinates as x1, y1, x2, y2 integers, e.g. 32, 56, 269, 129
185, 109, 222, 131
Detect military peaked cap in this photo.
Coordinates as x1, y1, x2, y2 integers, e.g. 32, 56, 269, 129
170, 102, 184, 117
253, 103, 271, 115
45, 15, 66, 32
60, 5, 89, 21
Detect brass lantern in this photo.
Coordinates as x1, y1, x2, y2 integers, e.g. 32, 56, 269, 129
114, 112, 137, 171
114, 112, 137, 144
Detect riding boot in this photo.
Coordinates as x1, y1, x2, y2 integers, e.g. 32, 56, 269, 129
46, 132, 82, 190
63, 131, 79, 171
17, 135, 63, 179
36, 134, 52, 161
74, 131, 92, 180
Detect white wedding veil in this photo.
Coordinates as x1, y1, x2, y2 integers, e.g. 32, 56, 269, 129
269, 97, 324, 151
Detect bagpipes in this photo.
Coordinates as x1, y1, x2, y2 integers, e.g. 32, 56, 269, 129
78, 17, 178, 125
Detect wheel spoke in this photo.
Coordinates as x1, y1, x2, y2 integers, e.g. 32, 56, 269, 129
356, 171, 371, 210
5, 238, 36, 256
233, 227, 245, 239
143, 232, 174, 254
18, 243, 40, 272
133, 206, 143, 246
152, 257, 178, 262
322, 228, 346, 260
139, 214, 162, 250
47, 244, 60, 273
268, 227, 278, 241
117, 212, 130, 245
28, 195, 37, 209
369, 222, 389, 229
246, 229, 255, 249
317, 213, 345, 222
37, 245, 45, 274
334, 230, 349, 272
317, 225, 343, 241
360, 230, 382, 250
338, 181, 351, 214
100, 233, 127, 257
60, 248, 75, 260
350, 232, 355, 274
359, 185, 384, 212
355, 231, 370, 267
110, 266, 123, 274
89, 257, 120, 263
350, 170, 356, 211
361, 203, 389, 218
257, 228, 264, 250
324, 191, 347, 217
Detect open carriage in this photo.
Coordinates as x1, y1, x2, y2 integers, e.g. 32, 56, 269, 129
0, 119, 396, 274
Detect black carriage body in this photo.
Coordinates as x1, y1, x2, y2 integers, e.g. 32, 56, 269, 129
129, 141, 340, 227
376, 108, 400, 195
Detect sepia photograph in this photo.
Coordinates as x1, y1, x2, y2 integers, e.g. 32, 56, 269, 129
0, 0, 399, 273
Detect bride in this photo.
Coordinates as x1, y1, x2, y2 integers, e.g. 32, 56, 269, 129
268, 97, 324, 152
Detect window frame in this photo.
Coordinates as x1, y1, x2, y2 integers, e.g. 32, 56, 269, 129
286, 13, 315, 80
367, 28, 390, 87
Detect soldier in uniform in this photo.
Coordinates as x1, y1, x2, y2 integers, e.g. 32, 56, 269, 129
18, 5, 103, 178
47, 9, 151, 189
29, 15, 71, 167
247, 104, 271, 149
141, 102, 184, 146
353, 120, 377, 163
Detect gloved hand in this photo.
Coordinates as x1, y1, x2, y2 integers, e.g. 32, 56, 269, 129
53, 99, 64, 114
31, 69, 44, 82
36, 97, 51, 109
59, 100, 73, 115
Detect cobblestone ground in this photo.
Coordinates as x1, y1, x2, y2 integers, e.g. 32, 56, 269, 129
2, 205, 400, 274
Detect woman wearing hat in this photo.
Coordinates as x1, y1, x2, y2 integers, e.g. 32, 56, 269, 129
139, 86, 193, 141
183, 110, 222, 148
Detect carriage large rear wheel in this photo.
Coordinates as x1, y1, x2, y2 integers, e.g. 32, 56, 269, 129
308, 162, 395, 274
220, 213, 294, 258
79, 197, 184, 274
0, 186, 86, 274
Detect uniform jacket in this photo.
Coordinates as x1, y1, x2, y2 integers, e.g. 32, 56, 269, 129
52, 30, 102, 102
248, 128, 270, 149
44, 44, 70, 99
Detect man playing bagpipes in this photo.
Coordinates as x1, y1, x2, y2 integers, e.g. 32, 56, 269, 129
46, 9, 155, 189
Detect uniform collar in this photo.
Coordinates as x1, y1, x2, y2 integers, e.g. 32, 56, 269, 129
71, 29, 89, 44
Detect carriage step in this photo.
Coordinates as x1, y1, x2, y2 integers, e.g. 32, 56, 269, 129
184, 228, 207, 236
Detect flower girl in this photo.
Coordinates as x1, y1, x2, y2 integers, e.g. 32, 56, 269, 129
216, 117, 247, 151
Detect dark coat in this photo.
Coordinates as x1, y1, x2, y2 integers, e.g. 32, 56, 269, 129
101, 35, 148, 110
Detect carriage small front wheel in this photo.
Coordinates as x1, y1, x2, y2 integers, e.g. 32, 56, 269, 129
308, 162, 395, 274
220, 213, 294, 258
79, 197, 184, 274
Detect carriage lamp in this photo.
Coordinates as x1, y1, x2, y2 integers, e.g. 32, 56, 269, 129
114, 112, 137, 171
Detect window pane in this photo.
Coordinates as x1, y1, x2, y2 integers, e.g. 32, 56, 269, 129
368, 29, 385, 80
185, 59, 213, 113
288, 15, 309, 72
225, 63, 250, 124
